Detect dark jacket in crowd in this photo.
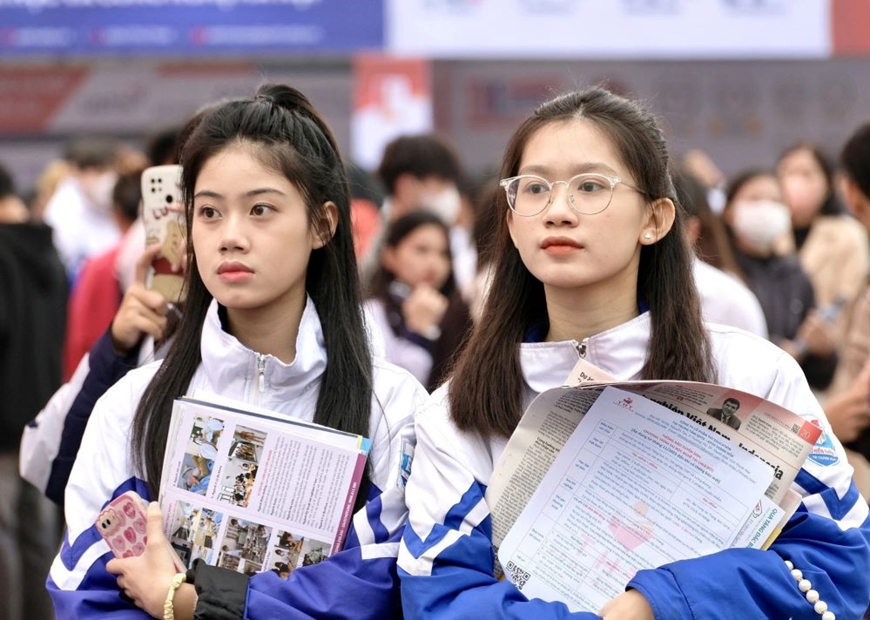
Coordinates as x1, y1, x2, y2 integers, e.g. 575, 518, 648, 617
0, 222, 67, 451
733, 249, 837, 390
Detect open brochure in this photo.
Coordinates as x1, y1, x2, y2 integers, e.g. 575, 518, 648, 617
158, 393, 371, 579
488, 380, 822, 612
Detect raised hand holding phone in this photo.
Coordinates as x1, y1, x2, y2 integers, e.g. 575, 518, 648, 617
141, 165, 186, 304
110, 243, 171, 355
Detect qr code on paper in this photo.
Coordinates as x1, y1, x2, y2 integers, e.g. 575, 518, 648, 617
505, 560, 530, 590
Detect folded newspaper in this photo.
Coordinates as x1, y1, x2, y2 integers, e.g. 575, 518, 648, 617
158, 393, 371, 580
487, 379, 821, 612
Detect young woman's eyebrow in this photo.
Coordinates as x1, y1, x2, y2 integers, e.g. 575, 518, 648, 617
517, 162, 618, 176
194, 187, 287, 200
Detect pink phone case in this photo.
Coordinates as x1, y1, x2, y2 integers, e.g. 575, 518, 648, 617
95, 491, 148, 558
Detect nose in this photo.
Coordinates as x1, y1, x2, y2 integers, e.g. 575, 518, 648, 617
543, 181, 579, 226
219, 213, 250, 253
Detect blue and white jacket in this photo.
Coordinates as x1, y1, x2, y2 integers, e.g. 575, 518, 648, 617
49, 296, 427, 619
399, 313, 870, 619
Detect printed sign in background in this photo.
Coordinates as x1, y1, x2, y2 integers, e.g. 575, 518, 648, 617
386, 0, 831, 60
0, 0, 383, 56
351, 56, 432, 170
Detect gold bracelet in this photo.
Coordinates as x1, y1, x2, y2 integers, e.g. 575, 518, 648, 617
163, 572, 187, 620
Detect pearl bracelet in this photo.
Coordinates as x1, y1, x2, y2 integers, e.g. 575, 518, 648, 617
784, 560, 835, 620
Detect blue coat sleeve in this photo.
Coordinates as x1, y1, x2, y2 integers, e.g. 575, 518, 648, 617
46, 366, 156, 619
628, 472, 870, 620
48, 477, 153, 619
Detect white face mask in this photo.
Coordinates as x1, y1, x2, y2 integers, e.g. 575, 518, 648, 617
731, 200, 792, 253
82, 170, 118, 213
420, 186, 461, 225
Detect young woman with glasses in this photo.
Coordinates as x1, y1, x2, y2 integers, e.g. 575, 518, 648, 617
397, 87, 870, 619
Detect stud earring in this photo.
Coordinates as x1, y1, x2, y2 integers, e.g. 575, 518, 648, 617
643, 233, 652, 240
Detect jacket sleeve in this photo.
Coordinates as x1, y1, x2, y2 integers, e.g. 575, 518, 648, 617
203, 364, 427, 620
47, 369, 154, 619
627, 359, 870, 620
19, 329, 141, 504
398, 391, 600, 620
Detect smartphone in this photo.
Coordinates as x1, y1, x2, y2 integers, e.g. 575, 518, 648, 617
95, 491, 149, 559
95, 490, 187, 570
141, 165, 186, 303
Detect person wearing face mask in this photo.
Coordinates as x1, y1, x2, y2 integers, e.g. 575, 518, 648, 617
723, 169, 838, 390
43, 136, 122, 283
362, 133, 476, 292
365, 210, 473, 391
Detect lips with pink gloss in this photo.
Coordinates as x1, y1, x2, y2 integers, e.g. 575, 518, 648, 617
217, 261, 254, 282
541, 236, 583, 255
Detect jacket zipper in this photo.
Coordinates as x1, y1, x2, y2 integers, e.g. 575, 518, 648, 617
253, 353, 266, 404
576, 339, 587, 358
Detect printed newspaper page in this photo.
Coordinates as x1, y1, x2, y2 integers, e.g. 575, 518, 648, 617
486, 359, 615, 549
158, 395, 370, 580
497, 386, 774, 612
487, 379, 821, 550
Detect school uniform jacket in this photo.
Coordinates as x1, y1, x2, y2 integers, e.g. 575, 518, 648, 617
48, 297, 427, 619
398, 312, 870, 619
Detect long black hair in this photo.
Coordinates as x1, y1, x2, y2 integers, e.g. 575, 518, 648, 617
132, 84, 373, 498
449, 87, 715, 437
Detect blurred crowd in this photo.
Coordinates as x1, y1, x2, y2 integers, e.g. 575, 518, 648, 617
3, 99, 870, 619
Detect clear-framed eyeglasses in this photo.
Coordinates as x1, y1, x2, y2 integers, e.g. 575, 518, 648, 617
499, 173, 646, 217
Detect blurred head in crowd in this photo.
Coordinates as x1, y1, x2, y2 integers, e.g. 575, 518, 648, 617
723, 169, 792, 257
672, 165, 740, 274
111, 171, 143, 234
840, 122, 870, 231
777, 143, 845, 229
64, 136, 120, 213
0, 161, 29, 223
371, 210, 455, 299
146, 126, 184, 166
377, 133, 463, 224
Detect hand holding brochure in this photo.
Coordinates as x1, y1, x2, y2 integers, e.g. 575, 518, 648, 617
158, 393, 370, 579
489, 380, 822, 612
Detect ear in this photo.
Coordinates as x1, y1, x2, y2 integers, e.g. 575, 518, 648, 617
506, 208, 519, 248
639, 197, 676, 245
311, 201, 338, 250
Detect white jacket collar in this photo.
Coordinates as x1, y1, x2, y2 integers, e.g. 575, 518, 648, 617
199, 296, 327, 406
519, 311, 651, 394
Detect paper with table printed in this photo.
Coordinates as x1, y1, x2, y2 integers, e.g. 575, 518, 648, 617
488, 380, 821, 611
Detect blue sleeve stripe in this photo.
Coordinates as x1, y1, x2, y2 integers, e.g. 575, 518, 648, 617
443, 481, 487, 531
364, 492, 390, 544
60, 477, 150, 571
796, 470, 860, 521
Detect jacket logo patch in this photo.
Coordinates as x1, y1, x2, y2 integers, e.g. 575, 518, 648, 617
398, 440, 414, 491
807, 428, 840, 467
